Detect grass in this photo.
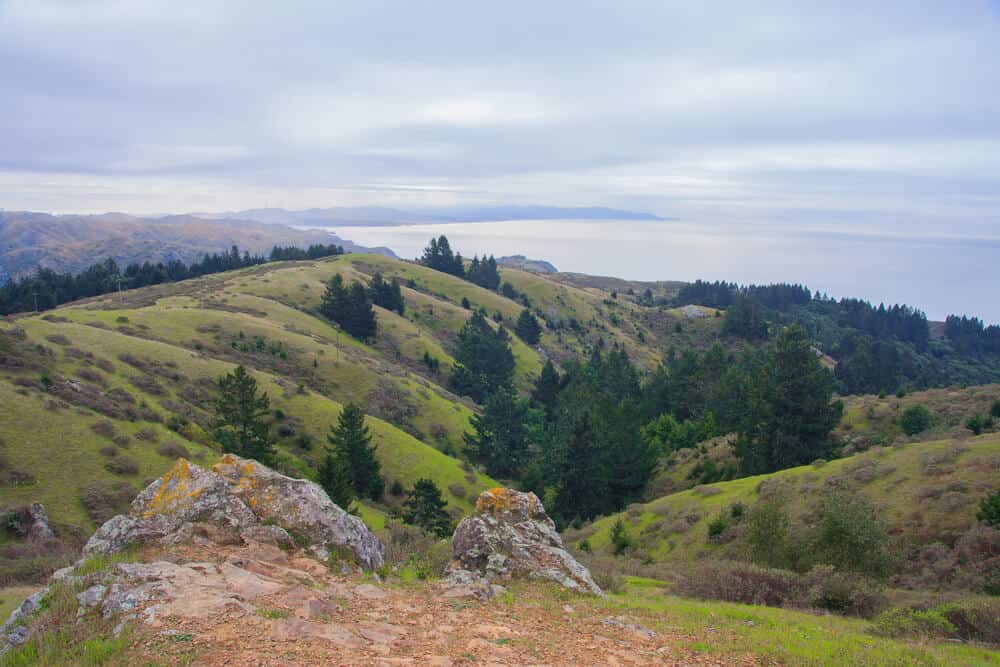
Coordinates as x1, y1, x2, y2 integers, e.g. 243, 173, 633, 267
602, 580, 1000, 666
581, 433, 1000, 562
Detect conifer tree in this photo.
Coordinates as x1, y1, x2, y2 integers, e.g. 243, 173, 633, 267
514, 309, 542, 345
320, 273, 377, 342
531, 360, 561, 419
213, 365, 275, 463
328, 403, 384, 500
317, 450, 355, 509
448, 311, 516, 402
464, 386, 529, 478
403, 478, 452, 537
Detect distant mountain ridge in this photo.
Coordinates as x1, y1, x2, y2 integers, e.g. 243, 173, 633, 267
198, 205, 666, 227
0, 211, 396, 278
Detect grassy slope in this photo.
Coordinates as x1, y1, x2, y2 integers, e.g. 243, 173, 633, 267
0, 252, 721, 533
577, 433, 1000, 561
603, 578, 1000, 666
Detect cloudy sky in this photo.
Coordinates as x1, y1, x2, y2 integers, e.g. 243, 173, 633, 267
2, 0, 1000, 229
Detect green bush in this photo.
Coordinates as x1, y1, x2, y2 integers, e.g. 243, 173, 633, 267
900, 404, 932, 436
610, 517, 633, 556
745, 499, 791, 568
870, 607, 955, 639
966, 413, 994, 435
992, 399, 1000, 419
707, 513, 731, 540
978, 488, 1000, 528
812, 492, 892, 577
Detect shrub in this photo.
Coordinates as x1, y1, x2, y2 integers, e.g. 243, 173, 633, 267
812, 492, 892, 577
967, 413, 994, 435
90, 421, 117, 440
804, 565, 886, 618
938, 599, 1000, 643
390, 479, 405, 496
992, 400, 1000, 419
707, 513, 731, 540
978, 488, 1000, 528
156, 441, 190, 460
900, 404, 932, 436
746, 499, 791, 568
104, 456, 139, 476
677, 561, 804, 607
447, 483, 466, 498
610, 517, 633, 556
80, 481, 137, 524
870, 607, 955, 639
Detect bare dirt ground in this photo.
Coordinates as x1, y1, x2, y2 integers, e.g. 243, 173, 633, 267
124, 542, 758, 667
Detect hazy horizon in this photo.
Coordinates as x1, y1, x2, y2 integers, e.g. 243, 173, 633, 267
2, 1, 999, 321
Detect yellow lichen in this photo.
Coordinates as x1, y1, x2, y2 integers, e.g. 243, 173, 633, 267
476, 487, 528, 514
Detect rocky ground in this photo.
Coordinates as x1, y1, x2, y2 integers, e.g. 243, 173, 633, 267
115, 542, 755, 666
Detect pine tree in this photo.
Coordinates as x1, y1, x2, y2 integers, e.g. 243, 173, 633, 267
328, 403, 384, 500
554, 413, 606, 521
320, 273, 377, 342
317, 451, 355, 509
403, 478, 452, 537
736, 325, 843, 473
213, 365, 275, 463
514, 309, 542, 345
368, 272, 405, 315
464, 386, 528, 478
448, 311, 516, 402
531, 360, 561, 419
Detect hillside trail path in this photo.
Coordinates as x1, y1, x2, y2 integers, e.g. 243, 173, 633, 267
124, 542, 759, 667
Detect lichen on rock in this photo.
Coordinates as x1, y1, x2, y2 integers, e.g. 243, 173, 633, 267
447, 487, 603, 596
83, 456, 384, 570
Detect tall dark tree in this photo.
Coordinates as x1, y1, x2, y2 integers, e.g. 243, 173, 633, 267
419, 235, 464, 277
403, 478, 452, 537
448, 311, 516, 402
213, 365, 275, 463
367, 272, 405, 315
464, 386, 529, 478
328, 403, 383, 500
467, 255, 501, 290
320, 273, 378, 342
553, 413, 606, 521
722, 294, 769, 340
531, 360, 561, 419
735, 325, 843, 474
317, 450, 355, 509
514, 309, 542, 345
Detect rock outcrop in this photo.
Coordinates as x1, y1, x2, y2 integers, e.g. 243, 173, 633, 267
84, 455, 384, 570
447, 488, 603, 596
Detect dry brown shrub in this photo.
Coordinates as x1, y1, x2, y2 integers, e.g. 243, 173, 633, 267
45, 334, 71, 346
131, 375, 165, 396
75, 367, 106, 387
90, 420, 117, 440
79, 480, 137, 524
692, 485, 722, 497
447, 483, 466, 498
104, 456, 139, 475
95, 358, 115, 373
156, 441, 191, 460
98, 446, 118, 457
135, 428, 159, 442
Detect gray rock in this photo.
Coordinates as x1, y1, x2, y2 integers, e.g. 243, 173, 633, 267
448, 488, 603, 596
26, 503, 56, 541
83, 456, 383, 569
0, 587, 49, 655
76, 584, 108, 609
214, 455, 384, 569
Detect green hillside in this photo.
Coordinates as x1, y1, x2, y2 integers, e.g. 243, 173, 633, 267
573, 432, 1000, 564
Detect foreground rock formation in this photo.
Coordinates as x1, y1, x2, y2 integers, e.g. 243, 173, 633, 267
448, 487, 603, 596
83, 455, 384, 569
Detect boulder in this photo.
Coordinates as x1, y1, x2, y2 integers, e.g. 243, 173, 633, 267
448, 488, 602, 596
84, 456, 384, 570
26, 503, 56, 541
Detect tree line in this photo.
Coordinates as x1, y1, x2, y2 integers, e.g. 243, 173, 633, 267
0, 243, 344, 315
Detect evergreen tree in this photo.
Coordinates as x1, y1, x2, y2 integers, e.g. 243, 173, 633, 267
367, 272, 405, 315
722, 294, 769, 340
467, 254, 501, 290
328, 403, 384, 500
464, 386, 529, 478
531, 360, 561, 419
317, 451, 355, 509
320, 273, 377, 342
403, 478, 452, 537
419, 235, 464, 277
213, 365, 275, 463
735, 325, 843, 474
554, 413, 606, 521
448, 311, 516, 402
514, 309, 542, 345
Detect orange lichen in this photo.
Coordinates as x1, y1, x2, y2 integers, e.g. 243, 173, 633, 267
476, 487, 529, 515
143, 458, 194, 518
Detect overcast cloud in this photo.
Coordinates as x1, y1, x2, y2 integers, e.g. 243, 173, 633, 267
2, 0, 1000, 228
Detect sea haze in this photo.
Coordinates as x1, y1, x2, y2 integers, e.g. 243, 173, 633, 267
299, 219, 1000, 323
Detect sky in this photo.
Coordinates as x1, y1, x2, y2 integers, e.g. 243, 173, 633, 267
2, 1, 1000, 236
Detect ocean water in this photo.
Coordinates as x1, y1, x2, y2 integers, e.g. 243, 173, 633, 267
309, 219, 1000, 323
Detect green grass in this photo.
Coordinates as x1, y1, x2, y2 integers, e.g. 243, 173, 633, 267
603, 581, 1000, 666
580, 433, 1000, 562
